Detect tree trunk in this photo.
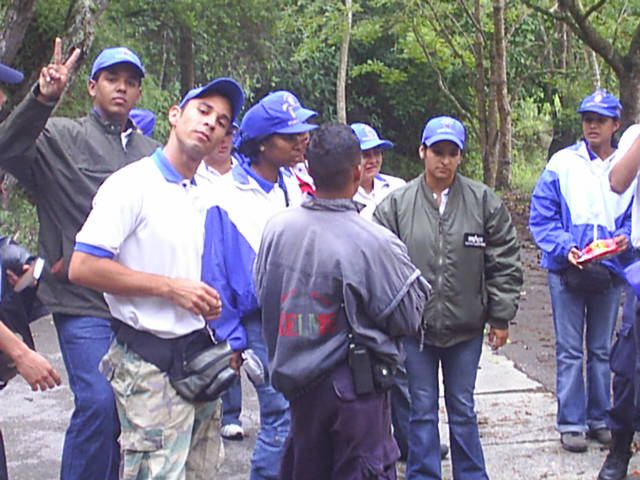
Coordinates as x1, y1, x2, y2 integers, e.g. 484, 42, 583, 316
336, 0, 352, 124
0, 0, 37, 63
493, 0, 512, 190
586, 47, 600, 89
619, 71, 640, 130
179, 22, 195, 94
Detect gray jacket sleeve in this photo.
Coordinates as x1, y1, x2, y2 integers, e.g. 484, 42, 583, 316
0, 91, 55, 189
483, 191, 523, 328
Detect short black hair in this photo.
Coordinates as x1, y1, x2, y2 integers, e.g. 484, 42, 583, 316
307, 123, 361, 191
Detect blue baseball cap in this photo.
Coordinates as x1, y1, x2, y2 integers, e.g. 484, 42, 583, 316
239, 90, 318, 143
577, 89, 622, 118
421, 116, 466, 150
179, 77, 244, 122
0, 63, 24, 84
130, 108, 155, 137
351, 123, 394, 150
90, 47, 144, 80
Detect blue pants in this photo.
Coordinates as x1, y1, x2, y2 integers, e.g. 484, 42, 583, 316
404, 334, 487, 480
245, 312, 290, 480
547, 272, 622, 433
280, 363, 398, 480
607, 286, 640, 431
221, 375, 243, 427
390, 364, 411, 460
54, 314, 119, 480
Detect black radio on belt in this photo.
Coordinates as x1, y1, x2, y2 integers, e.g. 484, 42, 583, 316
348, 341, 375, 395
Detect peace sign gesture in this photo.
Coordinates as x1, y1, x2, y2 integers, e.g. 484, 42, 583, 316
37, 37, 81, 103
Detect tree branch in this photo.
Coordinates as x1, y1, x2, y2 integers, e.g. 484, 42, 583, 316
584, 0, 606, 20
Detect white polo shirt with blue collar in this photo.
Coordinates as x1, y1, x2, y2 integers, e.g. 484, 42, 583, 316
354, 173, 406, 221
75, 148, 207, 339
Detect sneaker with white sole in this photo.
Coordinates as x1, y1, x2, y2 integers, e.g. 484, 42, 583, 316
221, 424, 244, 441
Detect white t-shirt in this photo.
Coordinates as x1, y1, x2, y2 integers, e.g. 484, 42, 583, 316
354, 173, 406, 221
615, 124, 640, 247
75, 149, 208, 338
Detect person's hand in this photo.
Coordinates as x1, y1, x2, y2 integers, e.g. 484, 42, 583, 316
37, 37, 81, 103
6, 263, 38, 289
488, 326, 508, 350
567, 247, 582, 268
230, 351, 243, 371
14, 348, 62, 391
613, 234, 629, 252
167, 278, 222, 318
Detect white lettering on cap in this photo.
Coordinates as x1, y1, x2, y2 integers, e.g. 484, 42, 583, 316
282, 93, 300, 125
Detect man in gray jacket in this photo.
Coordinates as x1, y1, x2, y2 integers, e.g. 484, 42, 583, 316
254, 123, 430, 479
0, 38, 158, 479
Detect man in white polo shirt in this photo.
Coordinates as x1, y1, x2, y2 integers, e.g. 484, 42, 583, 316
68, 77, 244, 479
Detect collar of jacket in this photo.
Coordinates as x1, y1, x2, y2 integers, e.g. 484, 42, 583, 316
89, 108, 136, 136
301, 194, 359, 212
419, 173, 460, 212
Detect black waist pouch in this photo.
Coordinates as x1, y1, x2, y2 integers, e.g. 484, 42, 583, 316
114, 321, 237, 402
561, 263, 613, 293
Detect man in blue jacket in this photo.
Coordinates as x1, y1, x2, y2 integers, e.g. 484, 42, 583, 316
530, 90, 634, 453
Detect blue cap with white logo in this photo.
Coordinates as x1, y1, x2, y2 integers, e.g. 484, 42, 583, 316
90, 47, 144, 80
0, 63, 24, 84
130, 108, 155, 137
421, 116, 466, 150
179, 77, 244, 122
351, 123, 394, 150
239, 91, 318, 144
577, 89, 622, 118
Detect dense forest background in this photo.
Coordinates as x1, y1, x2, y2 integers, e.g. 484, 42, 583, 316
1, 0, 640, 249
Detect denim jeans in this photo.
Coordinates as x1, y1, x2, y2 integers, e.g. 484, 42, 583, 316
245, 311, 290, 480
547, 271, 622, 433
404, 334, 487, 480
390, 364, 411, 460
54, 314, 119, 480
221, 375, 243, 427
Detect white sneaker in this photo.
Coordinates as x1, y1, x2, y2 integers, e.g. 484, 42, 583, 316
220, 424, 244, 441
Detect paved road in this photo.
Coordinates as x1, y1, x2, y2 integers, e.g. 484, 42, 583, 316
3, 314, 640, 479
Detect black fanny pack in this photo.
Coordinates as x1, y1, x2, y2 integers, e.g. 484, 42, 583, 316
561, 263, 613, 293
113, 321, 237, 403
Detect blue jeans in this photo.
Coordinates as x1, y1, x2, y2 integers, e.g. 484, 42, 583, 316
547, 271, 622, 433
391, 364, 411, 460
54, 314, 119, 480
245, 311, 290, 480
404, 335, 487, 480
221, 375, 243, 427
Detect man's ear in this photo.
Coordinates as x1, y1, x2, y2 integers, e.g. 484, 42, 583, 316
87, 79, 96, 99
353, 163, 363, 186
418, 144, 426, 160
613, 118, 621, 133
168, 105, 181, 129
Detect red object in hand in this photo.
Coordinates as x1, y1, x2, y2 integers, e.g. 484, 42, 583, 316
577, 238, 619, 263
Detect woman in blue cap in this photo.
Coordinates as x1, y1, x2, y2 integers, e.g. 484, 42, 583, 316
375, 116, 522, 479
351, 122, 406, 220
530, 89, 634, 455
201, 90, 317, 479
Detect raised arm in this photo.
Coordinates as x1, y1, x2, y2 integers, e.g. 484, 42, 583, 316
610, 125, 640, 194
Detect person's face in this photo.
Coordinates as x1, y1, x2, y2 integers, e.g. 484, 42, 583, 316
419, 140, 462, 186
359, 147, 383, 186
260, 131, 310, 168
88, 63, 142, 123
169, 94, 232, 159
0, 87, 6, 109
203, 127, 235, 167
581, 112, 619, 151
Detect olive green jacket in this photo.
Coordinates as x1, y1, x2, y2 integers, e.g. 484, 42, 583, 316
374, 173, 522, 348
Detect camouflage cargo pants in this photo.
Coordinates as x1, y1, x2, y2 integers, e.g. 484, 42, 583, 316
100, 340, 224, 480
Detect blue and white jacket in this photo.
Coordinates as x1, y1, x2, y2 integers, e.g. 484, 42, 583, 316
201, 156, 303, 350
529, 139, 635, 275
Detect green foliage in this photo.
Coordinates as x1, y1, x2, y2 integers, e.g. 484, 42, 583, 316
0, 185, 38, 253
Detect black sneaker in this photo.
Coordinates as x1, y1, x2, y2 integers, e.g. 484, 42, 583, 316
561, 432, 588, 453
588, 428, 612, 446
